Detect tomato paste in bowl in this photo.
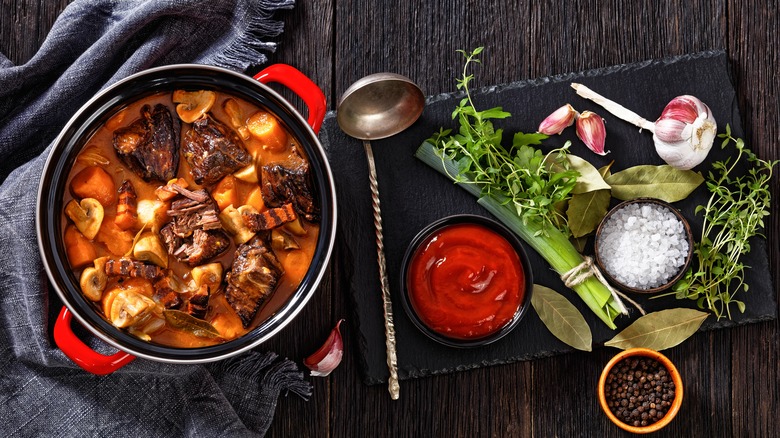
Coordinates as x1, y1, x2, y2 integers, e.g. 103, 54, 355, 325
400, 214, 533, 347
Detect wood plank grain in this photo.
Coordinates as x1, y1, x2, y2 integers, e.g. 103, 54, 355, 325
0, 0, 73, 65
3, 0, 778, 437
726, 1, 779, 436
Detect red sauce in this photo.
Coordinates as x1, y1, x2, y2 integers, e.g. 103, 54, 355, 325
407, 223, 526, 340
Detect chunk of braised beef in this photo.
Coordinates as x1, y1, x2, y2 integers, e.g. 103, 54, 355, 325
182, 114, 251, 185
113, 104, 180, 182
241, 203, 297, 231
105, 258, 165, 280
260, 162, 320, 222
185, 285, 210, 319
153, 276, 183, 310
167, 189, 221, 237
224, 235, 283, 328
159, 224, 182, 256
161, 226, 231, 266
159, 186, 231, 266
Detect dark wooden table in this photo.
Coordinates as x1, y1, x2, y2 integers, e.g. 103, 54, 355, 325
3, 1, 778, 436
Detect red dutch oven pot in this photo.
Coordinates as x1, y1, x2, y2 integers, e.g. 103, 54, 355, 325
36, 64, 336, 375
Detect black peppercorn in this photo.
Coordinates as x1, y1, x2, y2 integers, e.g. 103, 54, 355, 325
605, 356, 676, 428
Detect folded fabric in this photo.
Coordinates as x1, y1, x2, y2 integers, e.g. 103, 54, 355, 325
0, 1, 312, 436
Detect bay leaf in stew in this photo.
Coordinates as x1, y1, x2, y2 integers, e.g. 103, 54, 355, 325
164, 309, 222, 339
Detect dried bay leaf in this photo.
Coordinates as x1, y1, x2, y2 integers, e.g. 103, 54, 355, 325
598, 161, 614, 179
163, 309, 222, 338
605, 308, 708, 350
531, 284, 592, 351
605, 165, 704, 202
568, 155, 611, 194
567, 189, 611, 238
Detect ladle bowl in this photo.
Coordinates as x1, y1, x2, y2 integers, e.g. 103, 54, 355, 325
337, 73, 425, 140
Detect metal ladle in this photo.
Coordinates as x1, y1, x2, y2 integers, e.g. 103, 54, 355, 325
336, 73, 425, 400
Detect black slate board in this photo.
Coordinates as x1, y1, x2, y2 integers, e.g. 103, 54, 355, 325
318, 51, 777, 385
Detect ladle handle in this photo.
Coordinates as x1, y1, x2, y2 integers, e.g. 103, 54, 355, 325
363, 140, 400, 400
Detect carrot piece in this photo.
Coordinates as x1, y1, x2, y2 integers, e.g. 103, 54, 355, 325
70, 166, 117, 206
96, 218, 134, 256
64, 225, 97, 269
212, 175, 239, 211
210, 310, 243, 340
247, 110, 288, 152
114, 180, 138, 230
242, 185, 265, 211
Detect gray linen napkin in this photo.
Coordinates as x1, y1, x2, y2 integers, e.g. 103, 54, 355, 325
0, 1, 313, 436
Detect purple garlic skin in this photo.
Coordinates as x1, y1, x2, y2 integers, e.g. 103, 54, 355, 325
652, 96, 717, 170
576, 111, 608, 155
538, 104, 577, 135
304, 319, 344, 377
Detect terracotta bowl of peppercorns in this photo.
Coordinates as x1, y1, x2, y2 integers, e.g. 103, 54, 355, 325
598, 348, 684, 433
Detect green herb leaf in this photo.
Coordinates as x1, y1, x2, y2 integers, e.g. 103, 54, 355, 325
568, 155, 611, 194
604, 308, 708, 350
531, 284, 592, 351
566, 189, 611, 238
513, 131, 548, 147
163, 310, 222, 338
605, 165, 704, 202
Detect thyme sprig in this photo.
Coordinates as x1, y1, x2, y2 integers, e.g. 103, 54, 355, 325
669, 125, 777, 319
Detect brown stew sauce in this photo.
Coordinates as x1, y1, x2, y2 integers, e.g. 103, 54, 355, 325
62, 91, 319, 348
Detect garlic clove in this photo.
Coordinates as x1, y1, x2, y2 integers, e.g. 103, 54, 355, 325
575, 111, 608, 155
538, 104, 577, 135
653, 118, 689, 143
304, 319, 344, 377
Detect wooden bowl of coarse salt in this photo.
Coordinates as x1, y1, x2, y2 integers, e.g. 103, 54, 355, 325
594, 198, 694, 294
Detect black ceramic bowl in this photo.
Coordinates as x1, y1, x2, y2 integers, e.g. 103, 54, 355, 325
400, 214, 534, 348
594, 198, 693, 294
36, 64, 337, 369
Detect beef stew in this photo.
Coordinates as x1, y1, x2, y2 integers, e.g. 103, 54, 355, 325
62, 91, 321, 348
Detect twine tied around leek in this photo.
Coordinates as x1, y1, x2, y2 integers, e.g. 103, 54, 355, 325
561, 256, 646, 316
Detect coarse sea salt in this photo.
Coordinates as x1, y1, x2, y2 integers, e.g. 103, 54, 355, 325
597, 202, 689, 289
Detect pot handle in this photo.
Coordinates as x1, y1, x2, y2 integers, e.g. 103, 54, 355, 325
253, 64, 327, 134
54, 307, 135, 375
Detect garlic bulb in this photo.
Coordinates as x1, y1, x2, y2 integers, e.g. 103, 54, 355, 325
571, 83, 717, 169
652, 96, 717, 169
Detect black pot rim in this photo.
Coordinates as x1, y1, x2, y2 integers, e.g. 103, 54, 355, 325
399, 214, 534, 348
36, 64, 337, 363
